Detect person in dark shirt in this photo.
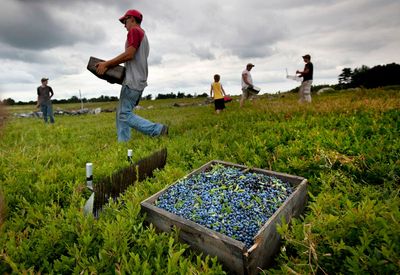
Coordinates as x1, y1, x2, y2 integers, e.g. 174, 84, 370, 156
296, 54, 313, 103
36, 77, 55, 123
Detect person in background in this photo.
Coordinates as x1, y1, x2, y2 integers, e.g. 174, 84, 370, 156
210, 74, 227, 114
96, 9, 168, 142
240, 63, 255, 108
36, 77, 55, 123
296, 54, 313, 103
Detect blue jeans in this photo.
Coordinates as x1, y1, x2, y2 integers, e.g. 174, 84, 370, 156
40, 102, 54, 123
116, 85, 163, 142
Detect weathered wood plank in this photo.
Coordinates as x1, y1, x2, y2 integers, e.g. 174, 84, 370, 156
141, 202, 247, 274
247, 179, 308, 274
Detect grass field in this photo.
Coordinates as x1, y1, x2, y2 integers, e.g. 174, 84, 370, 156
0, 89, 399, 274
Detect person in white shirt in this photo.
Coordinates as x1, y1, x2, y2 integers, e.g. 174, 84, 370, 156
240, 63, 255, 108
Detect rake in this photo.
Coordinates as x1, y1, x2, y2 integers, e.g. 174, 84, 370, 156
84, 148, 167, 217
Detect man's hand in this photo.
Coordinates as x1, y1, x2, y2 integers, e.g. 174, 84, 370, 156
95, 47, 135, 76
96, 62, 108, 75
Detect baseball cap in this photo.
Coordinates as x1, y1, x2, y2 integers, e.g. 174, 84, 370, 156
302, 54, 311, 59
247, 63, 255, 67
119, 9, 143, 23
41, 77, 49, 82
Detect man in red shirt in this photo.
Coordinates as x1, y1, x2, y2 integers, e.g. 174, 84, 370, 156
96, 9, 168, 142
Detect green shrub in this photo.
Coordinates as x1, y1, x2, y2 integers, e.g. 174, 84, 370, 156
0, 88, 399, 273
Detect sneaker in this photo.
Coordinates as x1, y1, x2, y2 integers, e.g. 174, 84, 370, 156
159, 125, 169, 136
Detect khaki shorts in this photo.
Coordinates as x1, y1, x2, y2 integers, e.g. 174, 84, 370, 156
299, 80, 312, 103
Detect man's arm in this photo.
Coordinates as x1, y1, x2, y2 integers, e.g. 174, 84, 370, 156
96, 46, 136, 75
49, 87, 54, 98
36, 87, 40, 108
296, 65, 309, 76
221, 85, 226, 96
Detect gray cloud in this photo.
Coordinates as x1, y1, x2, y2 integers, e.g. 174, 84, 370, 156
0, 43, 48, 63
0, 0, 106, 52
190, 44, 216, 60
160, 1, 287, 60
0, 0, 399, 102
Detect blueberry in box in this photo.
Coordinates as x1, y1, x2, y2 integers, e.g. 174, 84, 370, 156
140, 160, 307, 275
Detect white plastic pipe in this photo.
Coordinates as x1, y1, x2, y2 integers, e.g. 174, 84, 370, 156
86, 163, 93, 190
127, 149, 133, 162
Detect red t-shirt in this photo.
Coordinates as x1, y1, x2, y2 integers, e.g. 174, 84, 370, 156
126, 26, 144, 50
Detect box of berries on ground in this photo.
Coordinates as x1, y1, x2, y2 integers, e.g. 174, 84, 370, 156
140, 160, 307, 275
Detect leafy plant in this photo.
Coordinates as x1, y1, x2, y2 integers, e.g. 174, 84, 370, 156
0, 88, 399, 273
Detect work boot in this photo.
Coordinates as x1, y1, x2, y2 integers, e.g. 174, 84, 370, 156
159, 125, 169, 136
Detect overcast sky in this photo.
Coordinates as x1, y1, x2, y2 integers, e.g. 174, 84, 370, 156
0, 0, 399, 102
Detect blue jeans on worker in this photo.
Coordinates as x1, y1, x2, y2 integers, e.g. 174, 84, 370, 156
40, 102, 54, 123
116, 85, 163, 142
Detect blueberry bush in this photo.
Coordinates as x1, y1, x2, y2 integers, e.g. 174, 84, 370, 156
0, 88, 399, 274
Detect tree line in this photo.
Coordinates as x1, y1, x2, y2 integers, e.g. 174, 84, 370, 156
2, 92, 209, 106
155, 92, 208, 99
287, 62, 400, 94
338, 62, 400, 89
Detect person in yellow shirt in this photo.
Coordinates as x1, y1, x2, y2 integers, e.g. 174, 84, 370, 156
210, 74, 227, 114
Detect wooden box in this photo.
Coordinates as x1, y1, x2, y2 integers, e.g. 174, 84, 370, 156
87, 56, 126, 85
140, 160, 307, 274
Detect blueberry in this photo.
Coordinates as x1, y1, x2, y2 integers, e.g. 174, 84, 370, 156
155, 165, 293, 248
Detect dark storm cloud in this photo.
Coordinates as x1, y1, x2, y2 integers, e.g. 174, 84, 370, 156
0, 0, 106, 52
0, 43, 49, 63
